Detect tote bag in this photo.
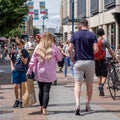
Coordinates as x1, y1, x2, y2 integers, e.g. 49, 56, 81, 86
22, 79, 36, 107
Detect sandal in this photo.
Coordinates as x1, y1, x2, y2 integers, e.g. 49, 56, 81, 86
75, 108, 80, 115
86, 105, 92, 112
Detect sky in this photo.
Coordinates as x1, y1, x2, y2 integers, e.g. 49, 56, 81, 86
32, 0, 61, 29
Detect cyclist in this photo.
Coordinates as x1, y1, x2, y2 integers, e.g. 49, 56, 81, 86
94, 28, 116, 96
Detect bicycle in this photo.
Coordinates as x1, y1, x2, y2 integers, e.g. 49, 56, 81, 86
107, 60, 120, 100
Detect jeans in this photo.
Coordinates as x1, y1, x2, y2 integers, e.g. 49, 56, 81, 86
64, 57, 74, 78
38, 81, 52, 108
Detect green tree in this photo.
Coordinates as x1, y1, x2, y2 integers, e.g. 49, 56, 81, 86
0, 0, 28, 36
5, 27, 23, 38
33, 27, 40, 37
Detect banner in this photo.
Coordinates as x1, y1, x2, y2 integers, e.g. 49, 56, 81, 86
40, 1, 46, 14
45, 9, 48, 19
28, 1, 34, 15
34, 9, 39, 20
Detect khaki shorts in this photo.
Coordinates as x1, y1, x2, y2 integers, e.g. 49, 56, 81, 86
73, 60, 95, 81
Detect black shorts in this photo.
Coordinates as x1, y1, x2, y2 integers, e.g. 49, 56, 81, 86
58, 58, 64, 67
95, 59, 108, 77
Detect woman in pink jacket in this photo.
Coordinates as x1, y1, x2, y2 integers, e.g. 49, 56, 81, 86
27, 32, 62, 115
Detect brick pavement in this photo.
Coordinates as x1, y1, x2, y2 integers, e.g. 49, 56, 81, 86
0, 62, 46, 120
0, 63, 120, 120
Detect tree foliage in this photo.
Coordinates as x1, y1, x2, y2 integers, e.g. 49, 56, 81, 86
33, 27, 40, 37
5, 27, 24, 38
0, 0, 28, 36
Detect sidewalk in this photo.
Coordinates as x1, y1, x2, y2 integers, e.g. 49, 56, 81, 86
46, 73, 120, 120
0, 63, 120, 120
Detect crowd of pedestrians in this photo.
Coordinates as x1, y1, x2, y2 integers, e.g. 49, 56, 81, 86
0, 43, 9, 62
1, 19, 120, 116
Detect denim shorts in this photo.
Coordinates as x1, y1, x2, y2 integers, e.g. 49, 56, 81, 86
11, 70, 26, 84
73, 60, 95, 81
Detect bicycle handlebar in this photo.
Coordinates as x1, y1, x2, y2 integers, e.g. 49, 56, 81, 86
106, 60, 119, 65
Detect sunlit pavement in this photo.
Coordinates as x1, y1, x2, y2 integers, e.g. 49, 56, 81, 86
0, 62, 120, 120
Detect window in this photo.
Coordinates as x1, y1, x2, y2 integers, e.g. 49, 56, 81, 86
104, 0, 115, 9
90, 0, 99, 15
77, 0, 86, 19
70, 0, 73, 19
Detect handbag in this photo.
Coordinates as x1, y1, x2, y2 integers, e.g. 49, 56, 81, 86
22, 79, 36, 107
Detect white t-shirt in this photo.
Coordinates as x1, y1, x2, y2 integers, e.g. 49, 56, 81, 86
106, 48, 112, 58
63, 44, 69, 57
25, 41, 36, 50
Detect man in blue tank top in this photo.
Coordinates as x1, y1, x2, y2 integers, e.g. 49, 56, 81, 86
68, 19, 98, 115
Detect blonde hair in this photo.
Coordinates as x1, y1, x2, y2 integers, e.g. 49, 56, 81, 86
36, 32, 54, 62
16, 39, 25, 46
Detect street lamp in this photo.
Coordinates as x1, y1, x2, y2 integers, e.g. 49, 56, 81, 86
72, 0, 74, 34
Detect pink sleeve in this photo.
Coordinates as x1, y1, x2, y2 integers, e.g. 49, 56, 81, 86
27, 50, 38, 74
54, 45, 62, 61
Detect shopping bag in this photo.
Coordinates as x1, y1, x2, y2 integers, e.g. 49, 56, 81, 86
22, 79, 36, 107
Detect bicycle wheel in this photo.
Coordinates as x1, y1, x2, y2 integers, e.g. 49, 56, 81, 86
107, 74, 116, 100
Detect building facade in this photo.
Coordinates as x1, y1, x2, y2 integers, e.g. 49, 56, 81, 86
25, 15, 33, 36
60, 0, 120, 49
60, 0, 79, 41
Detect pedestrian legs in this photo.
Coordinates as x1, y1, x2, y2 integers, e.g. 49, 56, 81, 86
70, 60, 74, 78
86, 81, 93, 109
64, 57, 68, 78
38, 81, 52, 115
74, 81, 82, 110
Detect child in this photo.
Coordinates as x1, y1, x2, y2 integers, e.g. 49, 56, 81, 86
11, 39, 29, 108
27, 32, 62, 115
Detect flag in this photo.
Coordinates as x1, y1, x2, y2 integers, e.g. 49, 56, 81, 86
28, 1, 34, 15
40, 1, 46, 14
34, 9, 39, 20
45, 9, 48, 19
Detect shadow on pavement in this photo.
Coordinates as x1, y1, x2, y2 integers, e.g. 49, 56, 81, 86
49, 103, 75, 107
38, 109, 120, 116
48, 110, 75, 115
30, 105, 40, 108
81, 109, 120, 116
28, 111, 41, 115
0, 96, 4, 99
92, 102, 120, 105
0, 110, 14, 114
1, 87, 14, 90
0, 92, 4, 94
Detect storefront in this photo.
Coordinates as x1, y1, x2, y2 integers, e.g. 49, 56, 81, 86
107, 23, 116, 50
